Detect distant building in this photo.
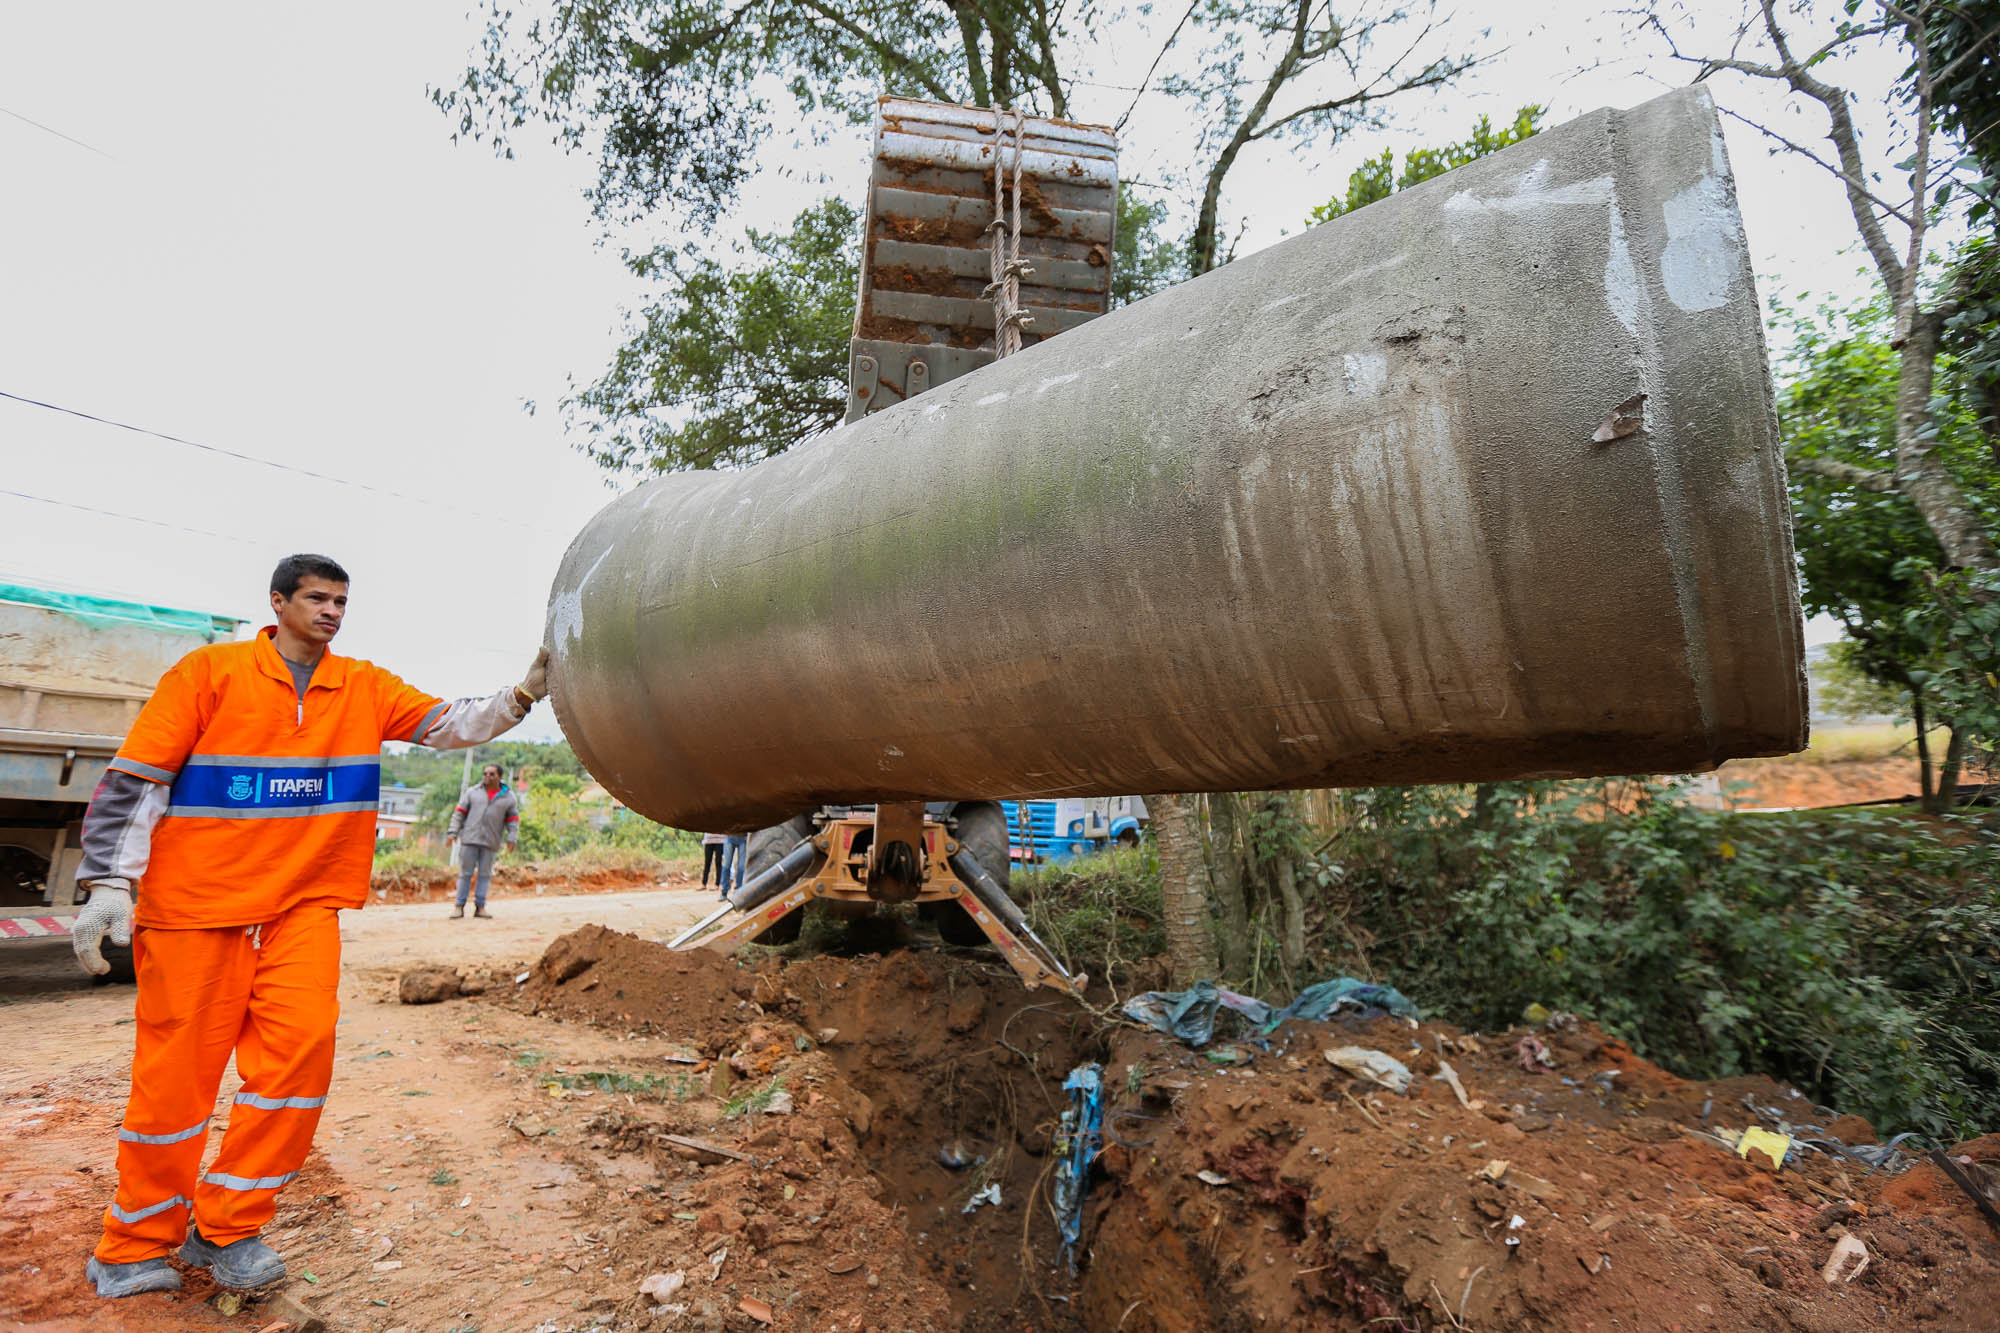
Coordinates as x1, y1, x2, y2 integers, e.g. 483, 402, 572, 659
576, 781, 625, 831
377, 783, 424, 841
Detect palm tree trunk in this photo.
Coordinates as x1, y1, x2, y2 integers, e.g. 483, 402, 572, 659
1151, 794, 1219, 984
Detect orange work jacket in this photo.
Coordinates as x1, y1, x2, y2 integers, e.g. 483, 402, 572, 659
108, 628, 447, 929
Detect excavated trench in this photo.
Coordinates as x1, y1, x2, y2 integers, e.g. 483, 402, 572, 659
513, 925, 2000, 1333
781, 950, 1113, 1330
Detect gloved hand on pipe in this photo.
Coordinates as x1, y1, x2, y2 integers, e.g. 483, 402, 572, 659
72, 880, 134, 976
513, 646, 549, 710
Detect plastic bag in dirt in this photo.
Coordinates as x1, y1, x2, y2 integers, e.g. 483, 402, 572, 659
1324, 1045, 1414, 1093
1120, 982, 1272, 1045
1121, 977, 1420, 1047
1264, 978, 1420, 1028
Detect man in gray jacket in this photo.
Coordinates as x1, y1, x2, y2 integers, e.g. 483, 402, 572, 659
447, 763, 518, 918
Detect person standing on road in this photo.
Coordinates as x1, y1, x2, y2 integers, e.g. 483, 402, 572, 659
447, 763, 518, 918
701, 831, 726, 896
722, 832, 748, 896
66, 554, 550, 1301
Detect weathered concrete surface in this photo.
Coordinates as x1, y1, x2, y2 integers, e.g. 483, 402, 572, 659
546, 86, 1807, 833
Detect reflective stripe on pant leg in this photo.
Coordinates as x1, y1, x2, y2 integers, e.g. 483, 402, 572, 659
192, 905, 340, 1247
96, 925, 254, 1264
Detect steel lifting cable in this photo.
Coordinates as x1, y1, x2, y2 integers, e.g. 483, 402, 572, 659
986, 106, 1035, 359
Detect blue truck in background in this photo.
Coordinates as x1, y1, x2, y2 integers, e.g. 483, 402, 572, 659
1000, 796, 1149, 867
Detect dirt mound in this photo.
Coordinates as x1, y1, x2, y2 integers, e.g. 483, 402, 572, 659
494, 929, 2000, 1331
521, 923, 774, 1050
1083, 1020, 2000, 1331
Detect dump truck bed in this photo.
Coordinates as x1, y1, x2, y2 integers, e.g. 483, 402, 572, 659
846, 96, 1119, 422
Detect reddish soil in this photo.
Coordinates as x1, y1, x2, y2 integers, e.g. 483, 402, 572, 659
1711, 758, 1926, 810
7, 911, 1996, 1331
499, 932, 2000, 1332
366, 862, 687, 906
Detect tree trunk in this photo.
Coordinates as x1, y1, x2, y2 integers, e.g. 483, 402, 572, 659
1261, 793, 1307, 974
1931, 725, 1967, 815
951, 4, 990, 107
1471, 782, 1502, 829
1187, 0, 1309, 276
1914, 690, 1935, 809
1151, 794, 1219, 984
1895, 308, 2000, 572
1207, 793, 1252, 978
1271, 843, 1306, 976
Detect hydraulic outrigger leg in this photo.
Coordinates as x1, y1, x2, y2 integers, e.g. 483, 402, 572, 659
667, 803, 1083, 997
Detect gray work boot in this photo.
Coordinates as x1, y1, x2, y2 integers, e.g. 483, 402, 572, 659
450, 904, 465, 919
84, 1254, 182, 1298
179, 1223, 286, 1288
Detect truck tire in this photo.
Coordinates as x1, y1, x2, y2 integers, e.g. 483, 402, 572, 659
933, 802, 1012, 947
743, 814, 816, 944
0, 845, 49, 907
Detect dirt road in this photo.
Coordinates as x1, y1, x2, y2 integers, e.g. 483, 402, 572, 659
2, 885, 718, 1332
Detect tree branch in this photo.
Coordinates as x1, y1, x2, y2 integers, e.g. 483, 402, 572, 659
1708, 101, 1913, 227
1754, 0, 1907, 295
1190, 0, 1314, 275
1248, 58, 1464, 142
1117, 0, 1200, 132
1788, 454, 1898, 491
798, 0, 956, 102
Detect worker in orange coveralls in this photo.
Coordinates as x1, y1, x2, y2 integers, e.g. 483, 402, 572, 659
67, 553, 551, 1299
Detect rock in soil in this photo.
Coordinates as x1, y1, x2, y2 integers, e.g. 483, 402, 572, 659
396, 966, 461, 1004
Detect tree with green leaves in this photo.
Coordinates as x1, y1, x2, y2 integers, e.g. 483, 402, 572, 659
1776, 289, 1999, 807
1810, 639, 1908, 724
1162, 0, 1479, 276
1640, 0, 1997, 576
441, 1, 1479, 477
561, 186, 1188, 475
564, 197, 860, 475
436, 0, 1078, 233
1307, 104, 1540, 223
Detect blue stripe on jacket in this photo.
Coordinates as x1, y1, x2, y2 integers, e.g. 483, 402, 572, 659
167, 760, 381, 818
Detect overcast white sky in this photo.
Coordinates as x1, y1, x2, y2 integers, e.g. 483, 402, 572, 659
1, 3, 1880, 741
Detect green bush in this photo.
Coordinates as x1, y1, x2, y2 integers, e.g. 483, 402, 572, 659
1020, 844, 1166, 980
1336, 780, 2000, 1140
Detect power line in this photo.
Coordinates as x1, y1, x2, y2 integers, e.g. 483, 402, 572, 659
0, 389, 572, 537
0, 104, 115, 159
0, 487, 261, 547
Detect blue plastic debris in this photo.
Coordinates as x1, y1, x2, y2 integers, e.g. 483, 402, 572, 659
1051, 1062, 1105, 1273
1118, 982, 1270, 1045
1120, 978, 1421, 1047
1262, 977, 1421, 1028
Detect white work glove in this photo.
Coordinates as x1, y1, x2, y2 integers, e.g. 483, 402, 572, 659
516, 645, 549, 705
72, 881, 134, 976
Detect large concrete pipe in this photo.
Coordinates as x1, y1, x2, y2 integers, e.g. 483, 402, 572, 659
546, 86, 1806, 833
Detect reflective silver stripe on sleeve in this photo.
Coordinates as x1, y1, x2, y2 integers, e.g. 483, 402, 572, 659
167, 801, 381, 819
232, 1092, 328, 1111
119, 1117, 209, 1145
181, 754, 380, 768
108, 757, 177, 782
410, 702, 449, 743
201, 1169, 299, 1192
108, 1194, 192, 1224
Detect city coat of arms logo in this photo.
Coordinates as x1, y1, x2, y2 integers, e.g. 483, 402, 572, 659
227, 773, 256, 802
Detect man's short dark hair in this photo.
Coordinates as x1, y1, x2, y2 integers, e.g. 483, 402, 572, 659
270, 554, 350, 598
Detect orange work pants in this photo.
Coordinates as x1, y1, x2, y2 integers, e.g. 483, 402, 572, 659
95, 905, 341, 1263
